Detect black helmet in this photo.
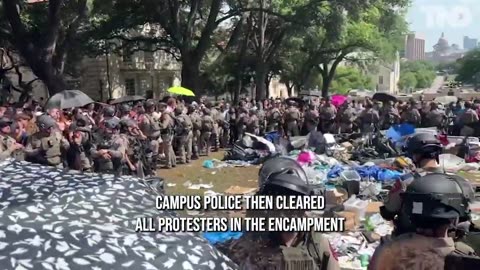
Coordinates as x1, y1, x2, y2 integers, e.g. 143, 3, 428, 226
104, 118, 120, 129
104, 106, 115, 117
145, 99, 156, 108
259, 173, 311, 196
36, 115, 57, 130
258, 156, 308, 188
401, 173, 470, 222
404, 133, 442, 159
119, 104, 131, 113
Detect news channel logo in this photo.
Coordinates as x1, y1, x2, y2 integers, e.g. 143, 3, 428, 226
418, 0, 479, 29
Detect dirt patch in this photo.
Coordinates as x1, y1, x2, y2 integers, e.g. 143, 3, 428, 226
158, 151, 259, 196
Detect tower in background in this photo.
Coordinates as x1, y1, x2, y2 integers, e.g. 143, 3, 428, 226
405, 33, 426, 61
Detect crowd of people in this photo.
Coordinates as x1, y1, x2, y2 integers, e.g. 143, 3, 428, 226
1, 94, 480, 177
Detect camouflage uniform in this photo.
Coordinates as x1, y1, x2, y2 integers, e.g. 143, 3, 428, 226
359, 107, 380, 133
246, 110, 260, 135
402, 105, 422, 126
91, 119, 126, 176
303, 107, 319, 134
266, 106, 282, 133
319, 103, 337, 133
338, 105, 356, 133
426, 108, 447, 128
284, 106, 301, 137
209, 106, 220, 151
25, 115, 70, 168
0, 117, 23, 161
140, 100, 162, 166
200, 109, 214, 156
174, 106, 193, 164
460, 108, 479, 136
369, 233, 457, 270
221, 231, 340, 270
188, 106, 202, 160
159, 105, 176, 169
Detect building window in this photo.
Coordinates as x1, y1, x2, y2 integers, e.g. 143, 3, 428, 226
144, 43, 154, 63
379, 76, 384, 85
125, 79, 135, 95
122, 42, 133, 63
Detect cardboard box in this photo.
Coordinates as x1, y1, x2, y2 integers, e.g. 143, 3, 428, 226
335, 211, 357, 231
366, 202, 383, 214
325, 188, 348, 205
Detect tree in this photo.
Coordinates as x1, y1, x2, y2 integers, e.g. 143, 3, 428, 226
277, 0, 409, 97
329, 66, 373, 94
456, 49, 480, 89
1, 0, 92, 95
398, 71, 417, 91
400, 60, 436, 89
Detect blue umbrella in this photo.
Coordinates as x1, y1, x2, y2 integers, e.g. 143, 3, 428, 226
386, 124, 415, 143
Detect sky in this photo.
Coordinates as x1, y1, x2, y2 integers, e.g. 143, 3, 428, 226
407, 0, 479, 51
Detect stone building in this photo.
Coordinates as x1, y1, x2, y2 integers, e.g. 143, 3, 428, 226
79, 49, 181, 101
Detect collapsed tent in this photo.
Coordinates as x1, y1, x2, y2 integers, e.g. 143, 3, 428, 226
0, 159, 237, 270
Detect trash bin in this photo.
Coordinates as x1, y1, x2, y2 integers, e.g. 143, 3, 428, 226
341, 170, 361, 197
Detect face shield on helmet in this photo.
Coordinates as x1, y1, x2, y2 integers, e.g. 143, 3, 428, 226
258, 156, 309, 188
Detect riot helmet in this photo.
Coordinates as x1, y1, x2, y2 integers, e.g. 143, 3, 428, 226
36, 114, 57, 131
258, 156, 308, 188
145, 99, 156, 109
401, 173, 470, 228
119, 104, 131, 114
104, 106, 116, 117
404, 133, 442, 165
104, 118, 120, 135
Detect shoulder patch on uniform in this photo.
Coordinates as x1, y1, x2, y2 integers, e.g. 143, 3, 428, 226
412, 202, 423, 214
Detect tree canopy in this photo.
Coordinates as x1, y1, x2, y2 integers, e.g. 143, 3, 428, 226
398, 60, 436, 90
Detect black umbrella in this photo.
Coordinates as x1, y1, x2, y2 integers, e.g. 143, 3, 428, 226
0, 159, 237, 270
111, 95, 146, 105
285, 97, 305, 106
45, 90, 94, 110
372, 92, 397, 103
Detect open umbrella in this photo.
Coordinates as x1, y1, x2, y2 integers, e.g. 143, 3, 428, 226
285, 97, 304, 106
373, 92, 397, 103
167, 87, 195, 97
45, 90, 94, 110
331, 95, 347, 108
111, 95, 145, 105
0, 159, 237, 270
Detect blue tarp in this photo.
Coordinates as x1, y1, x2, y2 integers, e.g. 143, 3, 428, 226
327, 165, 404, 182
386, 124, 415, 143
203, 231, 244, 245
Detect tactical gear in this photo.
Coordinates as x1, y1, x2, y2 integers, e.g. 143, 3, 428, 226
258, 156, 308, 188
36, 115, 57, 130
104, 118, 120, 129
145, 99, 156, 108
404, 132, 442, 160
104, 106, 116, 117
119, 104, 131, 113
401, 173, 470, 222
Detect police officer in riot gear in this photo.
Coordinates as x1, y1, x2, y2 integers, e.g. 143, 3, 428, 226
25, 114, 70, 168
381, 132, 444, 236
119, 104, 131, 120
222, 156, 340, 270
370, 173, 478, 270
91, 118, 126, 175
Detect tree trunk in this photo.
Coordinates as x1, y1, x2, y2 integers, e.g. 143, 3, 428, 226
180, 58, 201, 93
233, 76, 242, 105
28, 60, 66, 96
255, 63, 267, 101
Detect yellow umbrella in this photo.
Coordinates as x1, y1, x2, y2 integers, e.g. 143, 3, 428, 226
167, 86, 195, 96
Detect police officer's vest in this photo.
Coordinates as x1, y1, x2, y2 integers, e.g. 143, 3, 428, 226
39, 132, 63, 166
201, 116, 214, 132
